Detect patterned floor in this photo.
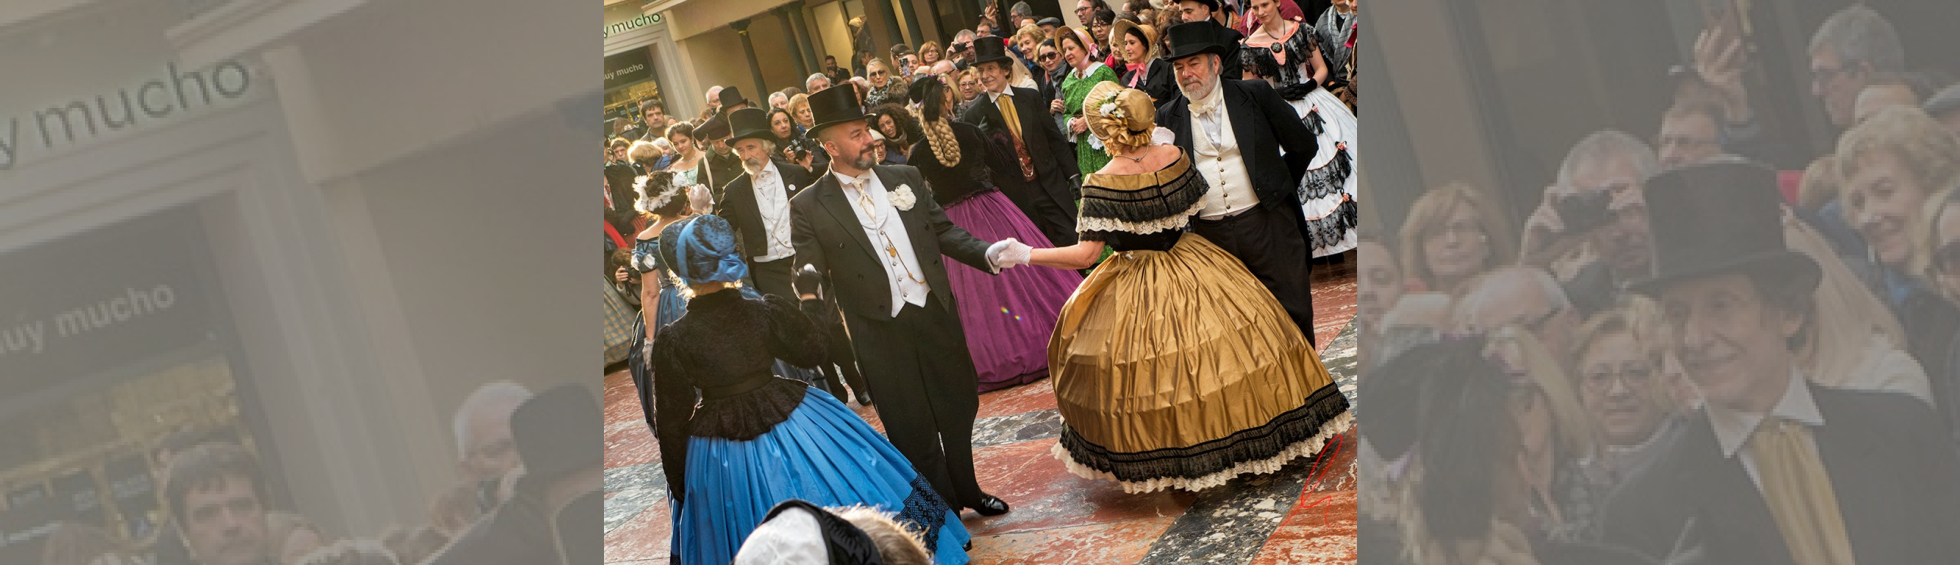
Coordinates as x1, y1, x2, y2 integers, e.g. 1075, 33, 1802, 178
604, 258, 1358, 564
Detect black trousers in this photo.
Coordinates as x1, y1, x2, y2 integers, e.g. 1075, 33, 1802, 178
748, 256, 795, 300
1192, 203, 1318, 347
844, 297, 984, 508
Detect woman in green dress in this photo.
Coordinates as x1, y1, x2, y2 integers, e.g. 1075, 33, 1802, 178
1052, 26, 1120, 176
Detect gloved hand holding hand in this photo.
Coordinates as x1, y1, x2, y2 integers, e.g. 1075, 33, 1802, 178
986, 238, 1033, 271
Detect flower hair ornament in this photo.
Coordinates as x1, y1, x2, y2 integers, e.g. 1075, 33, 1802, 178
634, 172, 684, 214
1081, 82, 1156, 151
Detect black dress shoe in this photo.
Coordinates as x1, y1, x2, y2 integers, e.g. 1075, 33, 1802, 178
971, 494, 1010, 516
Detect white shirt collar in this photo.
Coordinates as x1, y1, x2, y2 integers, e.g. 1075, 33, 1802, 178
1071, 61, 1106, 79
987, 87, 1012, 103
832, 169, 875, 190
1706, 369, 1826, 458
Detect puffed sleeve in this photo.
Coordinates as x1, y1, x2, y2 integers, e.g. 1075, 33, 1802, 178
648, 332, 696, 507
761, 294, 829, 369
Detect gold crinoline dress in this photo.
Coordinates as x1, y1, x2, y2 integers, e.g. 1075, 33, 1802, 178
1049, 152, 1353, 493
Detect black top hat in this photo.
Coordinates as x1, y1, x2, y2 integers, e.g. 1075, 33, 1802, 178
511, 384, 603, 483
1177, 0, 1222, 11
1627, 160, 1821, 296
727, 107, 776, 144
804, 85, 871, 137
718, 86, 750, 110
1163, 21, 1234, 62
971, 36, 1015, 69
695, 115, 732, 140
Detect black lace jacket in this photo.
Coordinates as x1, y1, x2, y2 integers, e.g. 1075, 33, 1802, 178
650, 289, 829, 503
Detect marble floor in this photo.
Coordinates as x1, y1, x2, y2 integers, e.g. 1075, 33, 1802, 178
605, 257, 1359, 564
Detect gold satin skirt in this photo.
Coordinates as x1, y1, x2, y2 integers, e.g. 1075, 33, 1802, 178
1048, 233, 1353, 493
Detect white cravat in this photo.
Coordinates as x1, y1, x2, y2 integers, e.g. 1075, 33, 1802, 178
750, 162, 796, 262
1188, 80, 1259, 219
834, 171, 932, 316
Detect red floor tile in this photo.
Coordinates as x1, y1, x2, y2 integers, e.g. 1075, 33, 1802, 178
966, 515, 1178, 565
605, 421, 660, 468
1249, 490, 1358, 565
604, 505, 673, 562
976, 379, 1060, 419
964, 439, 1197, 538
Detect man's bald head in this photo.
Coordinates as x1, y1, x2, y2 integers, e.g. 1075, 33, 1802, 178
1455, 266, 1580, 361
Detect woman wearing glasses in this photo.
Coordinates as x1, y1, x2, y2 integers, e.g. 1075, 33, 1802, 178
863, 58, 907, 108
1569, 302, 1683, 508
1241, 0, 1360, 258
1482, 325, 1601, 543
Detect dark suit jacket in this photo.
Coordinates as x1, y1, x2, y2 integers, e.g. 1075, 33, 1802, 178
790, 165, 994, 322
716, 162, 816, 261
697, 149, 743, 203
1157, 78, 1319, 215
959, 87, 1081, 213
1126, 58, 1178, 107
1598, 385, 1960, 564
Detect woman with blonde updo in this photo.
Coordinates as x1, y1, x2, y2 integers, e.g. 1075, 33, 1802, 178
904, 77, 1082, 392
1026, 84, 1351, 493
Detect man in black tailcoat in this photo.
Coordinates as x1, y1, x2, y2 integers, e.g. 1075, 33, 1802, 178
960, 37, 1082, 247
719, 107, 815, 300
789, 84, 1028, 516
1155, 21, 1321, 344
1598, 160, 1960, 565
692, 115, 744, 204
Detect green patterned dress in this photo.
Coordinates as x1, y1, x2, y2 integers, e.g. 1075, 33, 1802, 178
1060, 62, 1120, 176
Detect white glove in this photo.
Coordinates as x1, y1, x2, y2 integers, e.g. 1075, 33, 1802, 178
986, 238, 1033, 271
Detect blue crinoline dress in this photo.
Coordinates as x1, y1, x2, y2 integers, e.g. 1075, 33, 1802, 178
627, 232, 824, 417
652, 289, 970, 564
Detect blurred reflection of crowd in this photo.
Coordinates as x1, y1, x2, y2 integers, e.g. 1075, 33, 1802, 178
1361, 4, 1960, 564
43, 383, 600, 565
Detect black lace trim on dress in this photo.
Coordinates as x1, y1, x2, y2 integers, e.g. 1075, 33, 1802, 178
1078, 163, 1207, 231
1056, 384, 1351, 482
1305, 199, 1359, 251
685, 377, 809, 440
1299, 147, 1353, 201
895, 473, 952, 553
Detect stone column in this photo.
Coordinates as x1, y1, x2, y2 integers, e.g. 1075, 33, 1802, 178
730, 19, 770, 100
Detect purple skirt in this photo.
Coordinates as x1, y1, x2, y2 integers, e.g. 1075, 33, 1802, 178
943, 189, 1083, 392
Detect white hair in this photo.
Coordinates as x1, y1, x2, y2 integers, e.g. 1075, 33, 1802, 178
1452, 266, 1571, 334
1810, 5, 1903, 73
769, 92, 790, 107
1555, 129, 1659, 189
806, 73, 832, 91
452, 382, 533, 458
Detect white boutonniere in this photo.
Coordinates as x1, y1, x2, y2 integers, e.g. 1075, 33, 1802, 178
786, 183, 798, 195
891, 184, 917, 211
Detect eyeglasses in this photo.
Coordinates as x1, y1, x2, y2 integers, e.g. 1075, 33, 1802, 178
1518, 305, 1565, 336
870, 70, 888, 77
1428, 220, 1487, 243
1039, 52, 1060, 61
1581, 363, 1656, 395
1811, 64, 1857, 87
